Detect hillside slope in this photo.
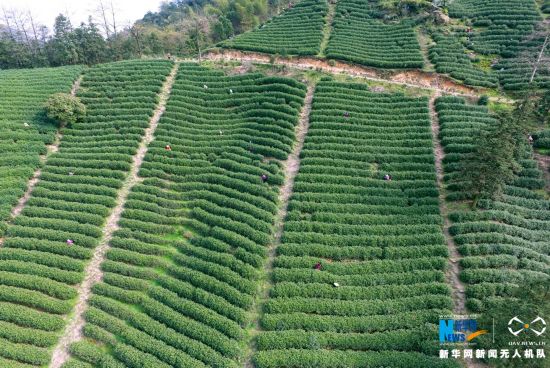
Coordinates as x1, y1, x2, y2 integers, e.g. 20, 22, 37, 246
0, 66, 83, 236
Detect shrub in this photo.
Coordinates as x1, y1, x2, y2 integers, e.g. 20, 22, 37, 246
45, 93, 86, 127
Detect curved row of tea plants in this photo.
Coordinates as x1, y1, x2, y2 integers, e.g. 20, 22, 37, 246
449, 0, 540, 56
0, 65, 83, 236
325, 0, 423, 69
429, 33, 498, 88
253, 80, 457, 368
0, 60, 173, 366
65, 63, 307, 367
543, 0, 550, 13
494, 33, 550, 90
435, 96, 550, 312
221, 0, 327, 56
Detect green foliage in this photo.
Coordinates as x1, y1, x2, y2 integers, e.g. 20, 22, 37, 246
255, 81, 455, 367
457, 115, 522, 207
326, 0, 424, 68
65, 64, 306, 366
0, 66, 83, 236
533, 129, 550, 149
436, 95, 550, 315
473, 279, 550, 367
449, 0, 540, 55
0, 60, 173, 366
221, 0, 328, 56
429, 33, 498, 88
478, 95, 489, 105
45, 93, 86, 127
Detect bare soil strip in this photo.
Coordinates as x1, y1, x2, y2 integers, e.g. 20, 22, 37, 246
430, 94, 488, 368
318, 0, 337, 57
0, 76, 82, 247
205, 49, 484, 97
49, 63, 180, 368
244, 83, 316, 367
429, 93, 467, 315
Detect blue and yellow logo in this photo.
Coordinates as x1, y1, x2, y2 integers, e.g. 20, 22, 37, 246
439, 319, 488, 343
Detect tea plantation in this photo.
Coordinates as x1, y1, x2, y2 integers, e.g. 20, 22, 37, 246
0, 66, 83, 236
0, 59, 172, 366
0, 0, 549, 366
429, 33, 498, 88
221, 0, 328, 56
448, 0, 541, 56
325, 0, 423, 68
436, 97, 550, 312
254, 81, 456, 368
64, 63, 306, 367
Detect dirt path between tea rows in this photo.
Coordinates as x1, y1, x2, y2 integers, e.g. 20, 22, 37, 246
243, 82, 316, 367
429, 93, 489, 368
429, 93, 467, 316
49, 62, 180, 368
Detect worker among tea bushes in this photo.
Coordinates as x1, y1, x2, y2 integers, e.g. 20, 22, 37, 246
384, 174, 392, 181
528, 135, 534, 144
66, 239, 74, 245
314, 262, 322, 270
165, 144, 172, 151
261, 174, 269, 183
343, 111, 350, 118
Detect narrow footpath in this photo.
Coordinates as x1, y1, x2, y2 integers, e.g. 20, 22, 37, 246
318, 0, 336, 57
244, 83, 316, 367
429, 93, 467, 315
49, 62, 180, 368
429, 93, 488, 368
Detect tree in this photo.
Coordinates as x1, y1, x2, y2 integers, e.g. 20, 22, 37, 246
458, 109, 524, 208
73, 18, 108, 65
129, 23, 145, 56
45, 93, 86, 128
48, 14, 78, 66
211, 15, 234, 42
180, 11, 210, 61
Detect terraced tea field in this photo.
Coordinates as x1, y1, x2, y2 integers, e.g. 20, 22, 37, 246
0, 0, 549, 364
429, 33, 498, 88
435, 97, 550, 312
326, 0, 423, 69
62, 63, 307, 367
449, 0, 541, 56
253, 81, 456, 368
0, 59, 173, 366
221, 0, 328, 56
0, 66, 83, 236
